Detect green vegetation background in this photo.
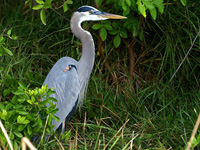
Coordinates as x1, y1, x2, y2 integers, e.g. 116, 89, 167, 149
0, 0, 200, 149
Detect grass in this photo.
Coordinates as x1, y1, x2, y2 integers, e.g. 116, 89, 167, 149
0, 1, 200, 149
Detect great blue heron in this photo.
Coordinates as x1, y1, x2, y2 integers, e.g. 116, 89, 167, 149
43, 6, 126, 134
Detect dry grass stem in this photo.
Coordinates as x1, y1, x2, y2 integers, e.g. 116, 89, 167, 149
21, 137, 37, 150
0, 120, 13, 150
187, 113, 200, 150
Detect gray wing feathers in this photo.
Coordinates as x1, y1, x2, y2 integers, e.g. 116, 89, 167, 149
43, 57, 80, 131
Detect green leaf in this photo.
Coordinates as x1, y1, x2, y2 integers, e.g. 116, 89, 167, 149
16, 110, 28, 115
45, 0, 52, 4
7, 29, 11, 36
18, 81, 26, 89
67, 0, 73, 4
126, 0, 131, 7
62, 130, 71, 141
0, 103, 4, 111
27, 100, 33, 104
63, 4, 68, 12
40, 8, 46, 25
18, 125, 26, 131
153, 0, 164, 14
43, 4, 52, 9
119, 31, 128, 38
114, 34, 121, 48
137, 0, 146, 18
122, 0, 128, 11
36, 0, 44, 4
100, 27, 107, 41
13, 90, 25, 95
3, 88, 11, 96
17, 115, 25, 123
11, 34, 18, 40
0, 36, 4, 42
103, 24, 113, 30
150, 7, 157, 20
143, 0, 155, 9
109, 30, 118, 35
92, 24, 102, 30
3, 47, 13, 56
50, 114, 60, 122
27, 124, 32, 135
14, 131, 23, 138
32, 4, 43, 10
23, 120, 30, 124
180, 0, 186, 6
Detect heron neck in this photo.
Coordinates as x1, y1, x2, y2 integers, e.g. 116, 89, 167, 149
70, 17, 95, 82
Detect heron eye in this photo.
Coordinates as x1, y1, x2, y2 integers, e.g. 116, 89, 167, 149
89, 11, 92, 14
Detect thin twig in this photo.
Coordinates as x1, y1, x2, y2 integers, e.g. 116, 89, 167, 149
187, 113, 200, 150
0, 120, 13, 150
52, 0, 70, 9
51, 8, 70, 22
170, 29, 200, 82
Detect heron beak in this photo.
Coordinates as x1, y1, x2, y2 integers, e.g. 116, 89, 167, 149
100, 12, 127, 19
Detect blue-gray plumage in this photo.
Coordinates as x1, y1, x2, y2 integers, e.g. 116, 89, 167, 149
42, 5, 126, 134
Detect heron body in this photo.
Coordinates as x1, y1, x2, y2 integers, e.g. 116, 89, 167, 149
42, 6, 126, 134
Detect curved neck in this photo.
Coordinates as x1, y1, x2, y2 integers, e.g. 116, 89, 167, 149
70, 13, 95, 83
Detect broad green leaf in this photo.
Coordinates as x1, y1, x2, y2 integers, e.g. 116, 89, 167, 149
13, 90, 25, 95
14, 131, 23, 138
153, 0, 164, 14
16, 110, 28, 115
144, 0, 155, 9
23, 120, 30, 124
40, 8, 46, 25
25, 0, 30, 5
17, 115, 26, 123
50, 114, 60, 122
18, 125, 26, 131
122, 0, 128, 11
103, 24, 113, 30
27, 124, 32, 135
18, 81, 26, 89
43, 4, 52, 9
0, 67, 3, 71
100, 27, 107, 41
137, 0, 146, 18
3, 47, 13, 56
7, 29, 11, 36
63, 4, 68, 12
150, 7, 157, 20
126, 0, 131, 6
67, 0, 73, 4
45, 0, 53, 4
119, 31, 128, 38
36, 0, 44, 4
11, 34, 18, 40
32, 4, 43, 10
0, 103, 4, 111
114, 34, 121, 48
0, 36, 4, 42
3, 88, 11, 96
92, 24, 102, 30
109, 30, 118, 35
180, 0, 186, 6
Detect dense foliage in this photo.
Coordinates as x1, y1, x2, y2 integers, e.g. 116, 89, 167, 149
0, 0, 200, 149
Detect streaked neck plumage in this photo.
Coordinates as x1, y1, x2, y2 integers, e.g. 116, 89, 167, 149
70, 13, 95, 103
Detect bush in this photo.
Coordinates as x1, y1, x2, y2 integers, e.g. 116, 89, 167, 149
0, 83, 59, 148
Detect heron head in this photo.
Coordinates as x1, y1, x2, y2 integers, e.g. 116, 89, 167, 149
74, 6, 126, 22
